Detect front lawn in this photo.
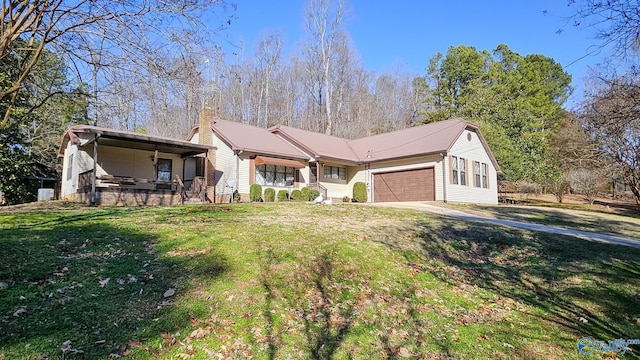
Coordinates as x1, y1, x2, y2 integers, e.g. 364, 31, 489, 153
1, 202, 638, 359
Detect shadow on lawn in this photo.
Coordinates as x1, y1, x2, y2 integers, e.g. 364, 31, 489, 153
261, 250, 353, 360
401, 216, 640, 356
0, 209, 228, 359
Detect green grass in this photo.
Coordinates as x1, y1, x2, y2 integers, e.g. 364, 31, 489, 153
1, 202, 639, 359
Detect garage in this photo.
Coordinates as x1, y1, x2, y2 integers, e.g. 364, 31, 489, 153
373, 167, 435, 202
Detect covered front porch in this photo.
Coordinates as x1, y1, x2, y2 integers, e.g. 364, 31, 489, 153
59, 126, 215, 206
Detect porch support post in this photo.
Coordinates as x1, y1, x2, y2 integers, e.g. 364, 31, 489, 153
91, 135, 99, 205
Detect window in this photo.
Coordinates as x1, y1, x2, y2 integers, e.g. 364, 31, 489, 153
323, 165, 346, 181
481, 163, 488, 188
66, 154, 74, 180
474, 161, 481, 188
157, 158, 172, 182
255, 164, 297, 186
451, 156, 459, 184
157, 158, 173, 190
459, 158, 466, 186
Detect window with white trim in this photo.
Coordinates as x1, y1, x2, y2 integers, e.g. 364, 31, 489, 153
459, 158, 467, 186
474, 161, 481, 188
481, 163, 488, 188
451, 156, 459, 184
66, 154, 74, 180
323, 165, 346, 181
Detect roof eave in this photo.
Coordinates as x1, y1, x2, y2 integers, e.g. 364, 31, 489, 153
364, 150, 446, 165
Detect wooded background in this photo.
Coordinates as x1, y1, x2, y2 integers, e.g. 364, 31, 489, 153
1, 0, 639, 212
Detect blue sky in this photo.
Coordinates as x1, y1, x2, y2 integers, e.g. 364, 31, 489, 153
216, 1, 610, 108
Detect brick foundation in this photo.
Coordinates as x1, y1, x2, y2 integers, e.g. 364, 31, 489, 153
72, 188, 183, 206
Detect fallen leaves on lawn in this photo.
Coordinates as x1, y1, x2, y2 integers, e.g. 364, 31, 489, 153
60, 340, 83, 355
99, 278, 110, 288
13, 307, 27, 317
163, 288, 175, 297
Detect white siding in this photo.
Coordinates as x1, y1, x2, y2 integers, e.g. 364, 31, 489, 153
189, 131, 200, 144
60, 139, 187, 198
61, 141, 78, 198
237, 155, 251, 194
317, 164, 365, 199
446, 129, 498, 204
366, 154, 444, 202
211, 133, 238, 197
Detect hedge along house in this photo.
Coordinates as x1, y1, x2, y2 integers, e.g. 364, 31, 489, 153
192, 110, 501, 204
58, 125, 215, 206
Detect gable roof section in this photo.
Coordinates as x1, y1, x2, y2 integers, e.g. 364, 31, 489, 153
350, 118, 467, 161
350, 118, 500, 171
269, 124, 359, 163
209, 119, 308, 160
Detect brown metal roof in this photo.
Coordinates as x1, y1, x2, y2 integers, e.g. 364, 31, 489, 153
255, 156, 305, 168
58, 125, 215, 158
210, 119, 309, 160
269, 125, 360, 163
349, 118, 468, 161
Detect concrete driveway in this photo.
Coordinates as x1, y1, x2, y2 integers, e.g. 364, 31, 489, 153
365, 202, 640, 249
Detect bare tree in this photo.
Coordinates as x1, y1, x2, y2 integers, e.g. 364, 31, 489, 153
0, 0, 233, 129
567, 0, 640, 59
302, 0, 348, 135
254, 32, 282, 127
580, 72, 640, 213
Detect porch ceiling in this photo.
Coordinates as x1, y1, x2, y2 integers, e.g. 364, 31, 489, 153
62, 125, 215, 158
93, 136, 210, 157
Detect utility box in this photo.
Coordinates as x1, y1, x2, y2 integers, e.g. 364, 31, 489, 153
37, 188, 55, 201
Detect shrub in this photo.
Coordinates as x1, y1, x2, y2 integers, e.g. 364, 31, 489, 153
342, 196, 351, 203
290, 189, 302, 201
300, 187, 311, 201
264, 188, 276, 202
249, 184, 262, 202
277, 189, 289, 201
353, 182, 367, 203
310, 189, 320, 201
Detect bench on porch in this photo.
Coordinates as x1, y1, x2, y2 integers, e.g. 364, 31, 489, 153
98, 175, 177, 190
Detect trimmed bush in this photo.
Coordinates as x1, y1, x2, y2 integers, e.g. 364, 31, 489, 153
249, 184, 262, 202
277, 190, 289, 201
353, 182, 367, 203
300, 187, 311, 201
290, 189, 302, 201
264, 188, 276, 202
310, 189, 320, 201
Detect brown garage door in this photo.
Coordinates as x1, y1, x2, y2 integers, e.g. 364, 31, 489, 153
373, 168, 435, 202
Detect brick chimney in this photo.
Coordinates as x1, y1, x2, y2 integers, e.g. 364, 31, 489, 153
198, 108, 217, 201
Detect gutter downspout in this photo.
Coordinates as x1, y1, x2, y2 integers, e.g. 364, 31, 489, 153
235, 150, 243, 196
316, 160, 321, 192
441, 152, 447, 203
